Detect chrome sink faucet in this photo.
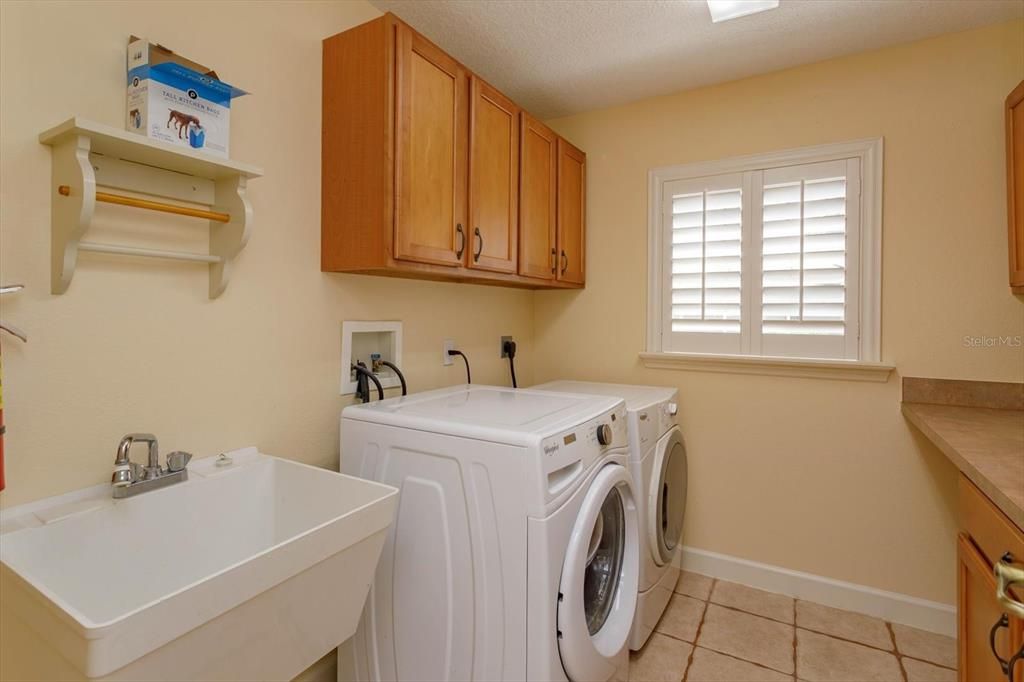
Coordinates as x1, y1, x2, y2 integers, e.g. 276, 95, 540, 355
112, 433, 192, 499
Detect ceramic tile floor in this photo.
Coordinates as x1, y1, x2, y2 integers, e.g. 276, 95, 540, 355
630, 572, 957, 682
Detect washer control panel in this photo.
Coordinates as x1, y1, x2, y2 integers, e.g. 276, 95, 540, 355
539, 403, 627, 479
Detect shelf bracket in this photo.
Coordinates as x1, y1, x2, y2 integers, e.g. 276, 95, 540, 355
209, 175, 252, 298
50, 134, 95, 295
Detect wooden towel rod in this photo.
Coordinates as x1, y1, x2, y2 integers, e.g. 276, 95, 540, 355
58, 185, 230, 223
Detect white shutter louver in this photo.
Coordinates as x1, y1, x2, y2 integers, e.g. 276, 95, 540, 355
669, 185, 743, 334
761, 170, 847, 338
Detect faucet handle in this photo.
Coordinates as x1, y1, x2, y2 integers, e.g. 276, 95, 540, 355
165, 451, 192, 473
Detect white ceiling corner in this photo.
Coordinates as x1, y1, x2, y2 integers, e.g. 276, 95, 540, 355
369, 0, 1023, 119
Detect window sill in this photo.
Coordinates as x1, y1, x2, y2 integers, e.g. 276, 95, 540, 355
638, 352, 895, 382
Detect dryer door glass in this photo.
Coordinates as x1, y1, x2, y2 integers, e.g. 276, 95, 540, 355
652, 428, 688, 565
584, 487, 625, 635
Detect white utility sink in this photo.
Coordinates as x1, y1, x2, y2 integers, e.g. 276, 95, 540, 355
0, 448, 397, 681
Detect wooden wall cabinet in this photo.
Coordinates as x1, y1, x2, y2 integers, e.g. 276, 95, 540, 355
1007, 80, 1024, 295
469, 78, 519, 274
958, 475, 1024, 681
518, 113, 558, 280
557, 138, 586, 285
322, 14, 585, 290
394, 24, 467, 268
516, 117, 587, 284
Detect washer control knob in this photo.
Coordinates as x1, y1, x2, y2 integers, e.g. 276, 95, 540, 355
665, 402, 678, 417
596, 424, 613, 445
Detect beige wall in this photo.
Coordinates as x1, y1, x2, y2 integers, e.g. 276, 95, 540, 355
1, 0, 1020, 622
536, 20, 1024, 605
0, 0, 535, 510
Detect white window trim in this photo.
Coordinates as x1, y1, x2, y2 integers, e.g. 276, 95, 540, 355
645, 138, 892, 380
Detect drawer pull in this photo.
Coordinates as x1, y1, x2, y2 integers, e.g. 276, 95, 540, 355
1008, 645, 1024, 682
990, 614, 1011, 676
995, 553, 1024, 620
991, 614, 1024, 682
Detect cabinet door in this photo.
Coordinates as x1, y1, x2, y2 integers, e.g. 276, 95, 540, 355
1007, 80, 1024, 293
468, 78, 518, 273
519, 113, 557, 280
556, 138, 586, 284
959, 534, 1024, 682
394, 24, 468, 267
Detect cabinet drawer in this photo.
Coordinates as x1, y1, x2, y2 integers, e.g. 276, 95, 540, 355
959, 534, 1024, 682
960, 474, 1024, 569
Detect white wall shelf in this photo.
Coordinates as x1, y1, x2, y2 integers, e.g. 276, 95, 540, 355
39, 117, 263, 299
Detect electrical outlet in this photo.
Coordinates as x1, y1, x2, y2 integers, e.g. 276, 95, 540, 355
443, 338, 456, 366
500, 336, 514, 358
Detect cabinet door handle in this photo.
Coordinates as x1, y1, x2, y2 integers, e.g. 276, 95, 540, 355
560, 250, 568, 275
550, 248, 556, 274
473, 227, 483, 262
989, 614, 1024, 681
996, 553, 1024, 620
990, 614, 1011, 675
1007, 645, 1024, 682
455, 224, 465, 259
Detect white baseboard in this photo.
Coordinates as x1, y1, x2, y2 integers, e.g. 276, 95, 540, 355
677, 546, 956, 637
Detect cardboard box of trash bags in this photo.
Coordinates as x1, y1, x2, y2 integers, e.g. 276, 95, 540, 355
126, 36, 247, 158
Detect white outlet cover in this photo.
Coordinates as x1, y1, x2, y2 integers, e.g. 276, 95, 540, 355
443, 339, 455, 366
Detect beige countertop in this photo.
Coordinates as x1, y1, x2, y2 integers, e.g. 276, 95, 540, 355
902, 402, 1024, 530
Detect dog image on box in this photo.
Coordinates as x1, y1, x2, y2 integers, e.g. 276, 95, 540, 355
166, 110, 207, 150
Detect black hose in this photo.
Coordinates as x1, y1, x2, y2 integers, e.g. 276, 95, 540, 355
379, 360, 407, 396
351, 363, 384, 402
503, 340, 518, 388
448, 350, 471, 384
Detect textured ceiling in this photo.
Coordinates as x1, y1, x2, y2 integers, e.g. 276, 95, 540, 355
369, 0, 1023, 119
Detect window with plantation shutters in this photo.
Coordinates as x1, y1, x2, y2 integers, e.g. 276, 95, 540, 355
649, 141, 880, 363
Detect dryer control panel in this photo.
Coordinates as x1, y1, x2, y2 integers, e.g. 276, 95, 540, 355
636, 397, 680, 453
537, 402, 627, 505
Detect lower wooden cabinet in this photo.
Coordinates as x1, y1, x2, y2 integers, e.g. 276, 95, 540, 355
958, 475, 1024, 681
321, 13, 584, 290
1007, 80, 1024, 294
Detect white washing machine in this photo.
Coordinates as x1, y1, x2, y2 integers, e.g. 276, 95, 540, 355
338, 385, 639, 681
532, 382, 687, 651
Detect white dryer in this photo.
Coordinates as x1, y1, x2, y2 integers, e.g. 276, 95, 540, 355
339, 385, 639, 681
532, 382, 687, 651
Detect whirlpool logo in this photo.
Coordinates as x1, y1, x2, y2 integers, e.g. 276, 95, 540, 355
543, 444, 560, 455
